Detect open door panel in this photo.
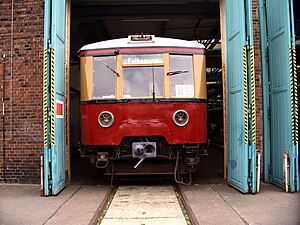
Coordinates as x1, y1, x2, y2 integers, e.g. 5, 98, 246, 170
43, 0, 67, 196
225, 0, 257, 193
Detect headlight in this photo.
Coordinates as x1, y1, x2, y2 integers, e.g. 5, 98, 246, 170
98, 111, 114, 128
172, 110, 189, 127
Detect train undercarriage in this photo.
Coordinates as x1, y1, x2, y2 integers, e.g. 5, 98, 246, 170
79, 137, 208, 185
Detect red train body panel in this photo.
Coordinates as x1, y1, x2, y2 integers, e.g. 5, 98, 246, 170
81, 102, 207, 146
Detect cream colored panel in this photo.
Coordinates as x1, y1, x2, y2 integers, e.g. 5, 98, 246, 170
193, 55, 207, 99
116, 54, 122, 99
80, 56, 93, 101
164, 53, 170, 98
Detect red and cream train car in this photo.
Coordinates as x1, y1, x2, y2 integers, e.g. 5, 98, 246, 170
79, 35, 207, 184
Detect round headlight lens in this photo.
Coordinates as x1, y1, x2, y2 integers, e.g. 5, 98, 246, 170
172, 110, 189, 127
98, 111, 114, 128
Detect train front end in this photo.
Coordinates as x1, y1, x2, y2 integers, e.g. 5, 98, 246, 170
79, 35, 207, 184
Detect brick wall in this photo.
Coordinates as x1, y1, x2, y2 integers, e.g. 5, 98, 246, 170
251, 0, 265, 178
252, 0, 263, 155
0, 0, 44, 183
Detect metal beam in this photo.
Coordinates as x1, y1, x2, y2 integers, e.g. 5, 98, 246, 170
72, 0, 218, 6
72, 3, 220, 20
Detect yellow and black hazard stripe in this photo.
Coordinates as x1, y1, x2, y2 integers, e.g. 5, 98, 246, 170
292, 46, 298, 144
50, 48, 55, 147
289, 46, 299, 144
243, 46, 249, 143
43, 48, 48, 147
289, 47, 294, 143
250, 45, 256, 145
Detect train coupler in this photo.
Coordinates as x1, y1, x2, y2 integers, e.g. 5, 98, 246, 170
132, 142, 156, 169
95, 152, 109, 169
185, 157, 199, 172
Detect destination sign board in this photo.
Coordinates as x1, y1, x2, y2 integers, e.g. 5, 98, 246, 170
123, 54, 163, 65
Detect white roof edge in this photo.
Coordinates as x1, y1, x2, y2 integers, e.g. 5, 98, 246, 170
80, 36, 205, 51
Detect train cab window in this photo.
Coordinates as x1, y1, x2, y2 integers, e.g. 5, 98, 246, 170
169, 55, 194, 97
122, 66, 164, 98
93, 56, 116, 99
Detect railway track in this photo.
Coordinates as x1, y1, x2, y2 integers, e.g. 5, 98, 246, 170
93, 184, 197, 225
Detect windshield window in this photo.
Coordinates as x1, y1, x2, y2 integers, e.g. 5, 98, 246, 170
93, 56, 116, 99
122, 67, 164, 98
170, 55, 194, 97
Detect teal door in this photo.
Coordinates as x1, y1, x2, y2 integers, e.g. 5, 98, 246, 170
43, 0, 67, 196
225, 0, 257, 193
260, 0, 299, 192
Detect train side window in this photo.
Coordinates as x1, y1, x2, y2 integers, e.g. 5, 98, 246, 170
122, 66, 164, 98
93, 56, 116, 99
169, 55, 194, 97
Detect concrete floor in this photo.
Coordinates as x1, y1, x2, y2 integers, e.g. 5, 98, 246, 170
0, 184, 110, 225
181, 182, 300, 225
1, 182, 299, 225
1, 148, 299, 225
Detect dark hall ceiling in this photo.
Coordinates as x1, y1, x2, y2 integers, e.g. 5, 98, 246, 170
71, 0, 300, 69
71, 1, 221, 68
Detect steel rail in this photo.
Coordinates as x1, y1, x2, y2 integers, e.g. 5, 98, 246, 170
90, 185, 118, 225
174, 184, 199, 225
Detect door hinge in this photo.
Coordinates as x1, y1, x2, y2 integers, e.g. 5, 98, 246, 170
291, 37, 295, 46
47, 39, 51, 52
263, 0, 266, 6
48, 174, 52, 192
248, 173, 253, 187
246, 36, 250, 49
268, 165, 271, 178
267, 106, 271, 120
248, 145, 252, 159
265, 46, 269, 62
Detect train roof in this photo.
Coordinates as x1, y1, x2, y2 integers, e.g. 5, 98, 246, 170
80, 35, 205, 51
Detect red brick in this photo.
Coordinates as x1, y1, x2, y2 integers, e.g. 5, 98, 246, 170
0, 0, 44, 183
